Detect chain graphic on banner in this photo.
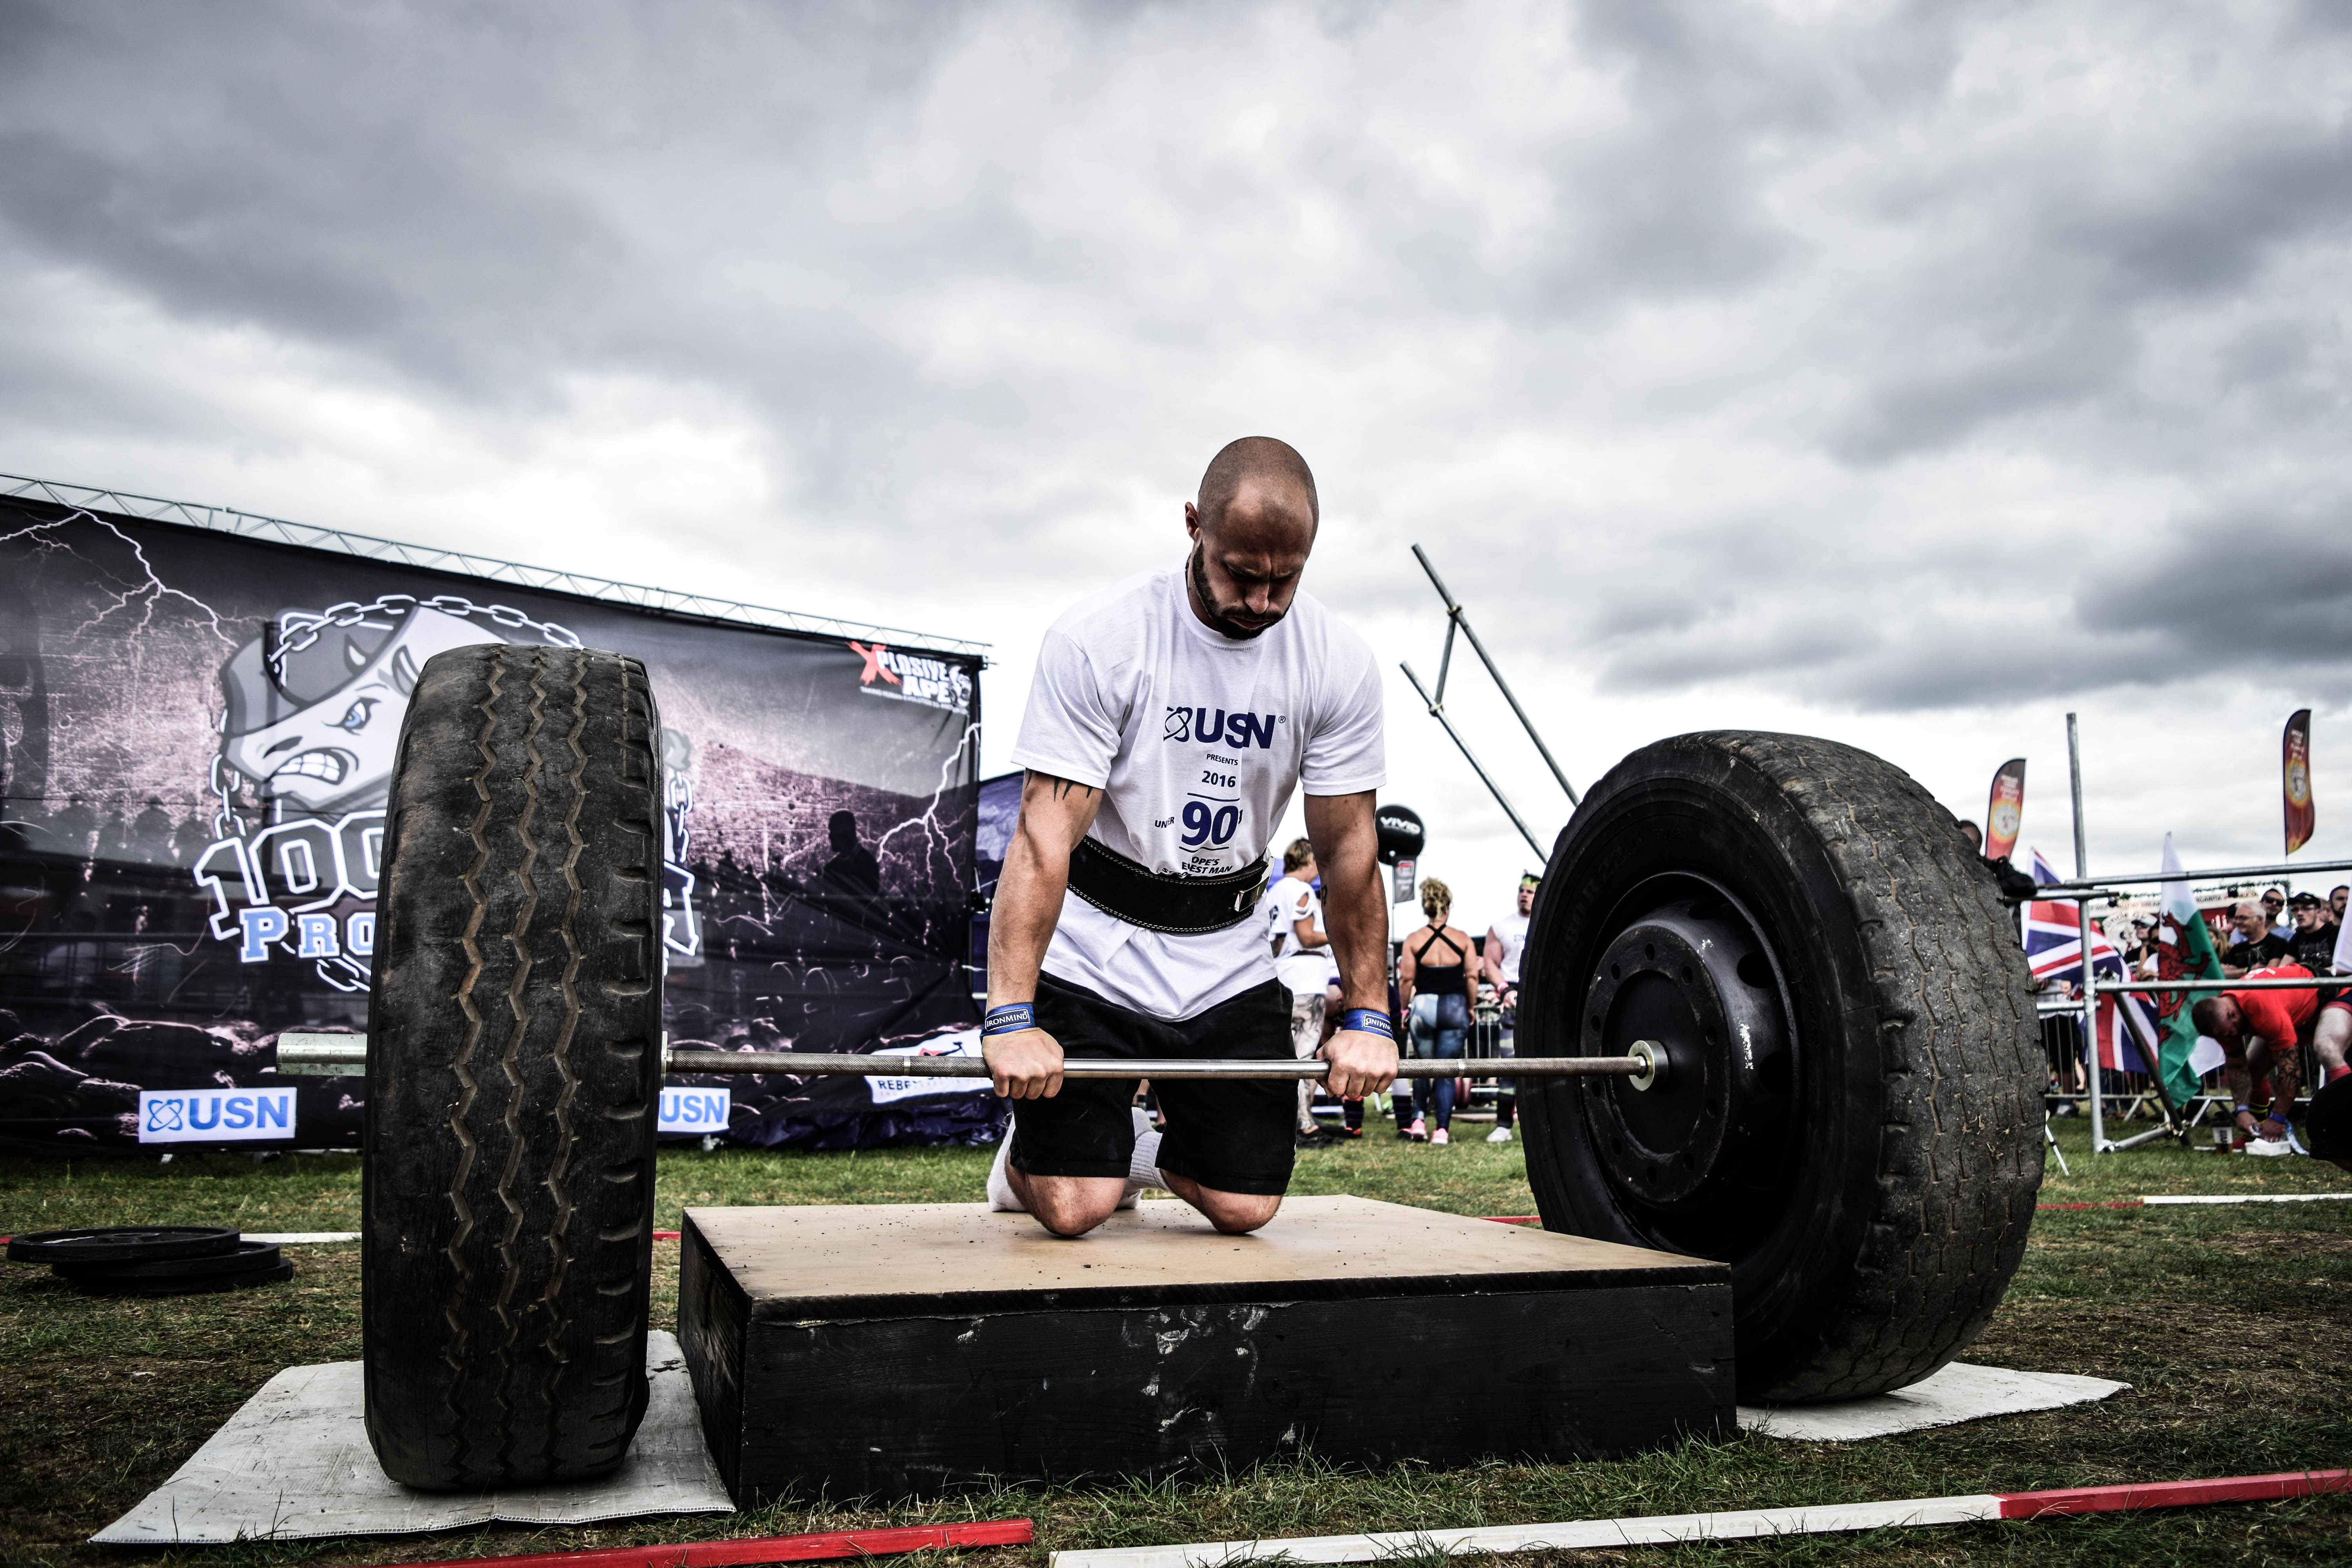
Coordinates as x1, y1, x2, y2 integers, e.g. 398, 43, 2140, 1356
267, 594, 583, 684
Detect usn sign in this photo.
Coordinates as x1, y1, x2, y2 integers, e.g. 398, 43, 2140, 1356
139, 1088, 297, 1143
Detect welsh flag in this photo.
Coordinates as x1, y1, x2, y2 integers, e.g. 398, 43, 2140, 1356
2152, 833, 2225, 1107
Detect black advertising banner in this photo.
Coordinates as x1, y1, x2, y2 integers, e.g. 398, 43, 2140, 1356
0, 494, 992, 1155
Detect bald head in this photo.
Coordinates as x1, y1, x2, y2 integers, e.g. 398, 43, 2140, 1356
1196, 437, 1319, 534
1180, 437, 1319, 639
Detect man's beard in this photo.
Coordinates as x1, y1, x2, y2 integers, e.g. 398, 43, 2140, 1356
1188, 544, 1279, 640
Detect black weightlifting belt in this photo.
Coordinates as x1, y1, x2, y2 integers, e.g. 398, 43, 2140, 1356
1067, 838, 1270, 936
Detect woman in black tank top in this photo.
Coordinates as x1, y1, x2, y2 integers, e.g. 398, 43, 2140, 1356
1396, 877, 1484, 1143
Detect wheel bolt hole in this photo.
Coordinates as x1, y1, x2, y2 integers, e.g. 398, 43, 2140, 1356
1644, 944, 1656, 961
1737, 952, 1774, 989
1680, 965, 1693, 984
1609, 964, 1621, 980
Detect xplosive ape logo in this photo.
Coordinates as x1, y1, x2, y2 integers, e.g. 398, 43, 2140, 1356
196, 595, 703, 991
850, 641, 972, 713
1161, 706, 1281, 748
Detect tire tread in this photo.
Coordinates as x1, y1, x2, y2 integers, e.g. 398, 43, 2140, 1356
363, 644, 662, 1488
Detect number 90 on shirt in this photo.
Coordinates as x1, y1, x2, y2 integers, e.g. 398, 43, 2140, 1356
1181, 800, 1241, 849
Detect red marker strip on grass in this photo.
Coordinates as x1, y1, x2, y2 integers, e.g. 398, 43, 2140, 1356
385, 1517, 1033, 1568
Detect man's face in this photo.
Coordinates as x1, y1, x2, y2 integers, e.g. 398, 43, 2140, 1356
2296, 902, 2327, 931
2234, 905, 2269, 941
1517, 884, 1536, 915
2211, 998, 2245, 1045
2262, 893, 2284, 922
2335, 888, 2348, 919
1182, 481, 1314, 639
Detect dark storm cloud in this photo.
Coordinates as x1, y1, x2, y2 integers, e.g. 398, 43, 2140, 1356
0, 0, 2347, 735
2092, 499, 2352, 693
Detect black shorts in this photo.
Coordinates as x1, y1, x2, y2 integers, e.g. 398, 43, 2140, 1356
1011, 972, 1298, 1197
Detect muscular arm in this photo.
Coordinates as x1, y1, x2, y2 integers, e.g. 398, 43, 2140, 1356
982, 771, 1102, 1098
1304, 791, 1400, 1098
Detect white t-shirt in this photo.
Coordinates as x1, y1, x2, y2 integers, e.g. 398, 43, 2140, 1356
1263, 874, 1338, 998
1489, 912, 1530, 987
1010, 562, 1385, 1020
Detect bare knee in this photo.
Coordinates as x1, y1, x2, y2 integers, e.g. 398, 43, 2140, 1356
1012, 1171, 1120, 1238
1196, 1191, 1282, 1234
1030, 1205, 1105, 1238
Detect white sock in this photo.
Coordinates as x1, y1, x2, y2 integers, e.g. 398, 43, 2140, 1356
987, 1116, 1026, 1212
1121, 1106, 1163, 1207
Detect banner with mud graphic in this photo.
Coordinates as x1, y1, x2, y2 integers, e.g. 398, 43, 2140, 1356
0, 494, 991, 1155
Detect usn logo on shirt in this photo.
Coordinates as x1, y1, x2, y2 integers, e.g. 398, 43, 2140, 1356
1162, 706, 1283, 748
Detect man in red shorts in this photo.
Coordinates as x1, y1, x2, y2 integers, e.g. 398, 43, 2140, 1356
2189, 965, 2352, 1145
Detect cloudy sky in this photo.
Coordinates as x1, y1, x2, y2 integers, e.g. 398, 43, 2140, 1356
5, 0, 2348, 935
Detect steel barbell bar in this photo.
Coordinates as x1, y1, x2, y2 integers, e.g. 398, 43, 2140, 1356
278, 1034, 1670, 1087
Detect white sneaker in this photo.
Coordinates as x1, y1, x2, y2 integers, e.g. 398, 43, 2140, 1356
987, 1116, 1026, 1210
1486, 1125, 1513, 1143
2246, 1138, 2292, 1158
1121, 1106, 1163, 1207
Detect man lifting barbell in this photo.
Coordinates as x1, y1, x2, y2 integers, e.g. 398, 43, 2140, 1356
980, 437, 1399, 1238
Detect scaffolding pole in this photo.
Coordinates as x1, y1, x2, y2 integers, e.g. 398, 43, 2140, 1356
1399, 661, 1548, 861
1407, 545, 1583, 808
2069, 713, 2111, 1154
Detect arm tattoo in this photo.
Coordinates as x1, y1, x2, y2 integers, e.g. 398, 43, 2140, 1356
1046, 777, 1098, 802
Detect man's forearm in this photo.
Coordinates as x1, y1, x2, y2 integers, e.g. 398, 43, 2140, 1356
984, 773, 1102, 1012
1304, 793, 1389, 1013
1320, 855, 1388, 1010
986, 830, 1072, 1009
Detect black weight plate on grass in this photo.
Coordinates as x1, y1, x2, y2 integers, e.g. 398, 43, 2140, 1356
1518, 730, 2043, 1404
363, 644, 663, 1491
54, 1241, 282, 1281
7, 1226, 241, 1265
71, 1259, 295, 1297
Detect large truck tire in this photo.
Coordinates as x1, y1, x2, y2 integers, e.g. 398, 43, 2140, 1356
362, 644, 664, 1488
1517, 730, 2042, 1403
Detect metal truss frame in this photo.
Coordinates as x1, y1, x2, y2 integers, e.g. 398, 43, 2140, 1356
1, 472, 989, 659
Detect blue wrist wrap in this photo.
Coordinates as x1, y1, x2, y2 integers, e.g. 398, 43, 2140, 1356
1338, 1008, 1396, 1040
982, 1003, 1036, 1037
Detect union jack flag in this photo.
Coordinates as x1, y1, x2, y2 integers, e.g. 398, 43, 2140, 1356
2025, 848, 2157, 1074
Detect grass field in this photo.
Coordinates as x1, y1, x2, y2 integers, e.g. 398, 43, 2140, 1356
3, 1118, 2348, 1568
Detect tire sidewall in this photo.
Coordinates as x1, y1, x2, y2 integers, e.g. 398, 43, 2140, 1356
1521, 737, 1890, 1385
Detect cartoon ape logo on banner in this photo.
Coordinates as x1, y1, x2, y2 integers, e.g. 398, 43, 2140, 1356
198, 594, 702, 991
0, 492, 987, 1156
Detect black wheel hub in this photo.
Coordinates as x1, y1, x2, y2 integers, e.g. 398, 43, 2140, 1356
1579, 878, 1796, 1222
